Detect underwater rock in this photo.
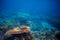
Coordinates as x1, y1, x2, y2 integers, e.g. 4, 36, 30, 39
5, 26, 32, 40
55, 31, 60, 40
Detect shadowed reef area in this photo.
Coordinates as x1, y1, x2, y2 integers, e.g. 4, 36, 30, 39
0, 12, 60, 40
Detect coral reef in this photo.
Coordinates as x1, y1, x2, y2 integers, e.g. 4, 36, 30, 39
0, 12, 60, 40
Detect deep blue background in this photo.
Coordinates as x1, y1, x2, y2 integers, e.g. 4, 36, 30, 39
1, 0, 60, 16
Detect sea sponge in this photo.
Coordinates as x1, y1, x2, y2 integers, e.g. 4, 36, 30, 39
20, 25, 30, 33
5, 26, 30, 35
20, 25, 30, 29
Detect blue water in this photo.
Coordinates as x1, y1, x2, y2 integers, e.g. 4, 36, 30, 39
0, 0, 60, 31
